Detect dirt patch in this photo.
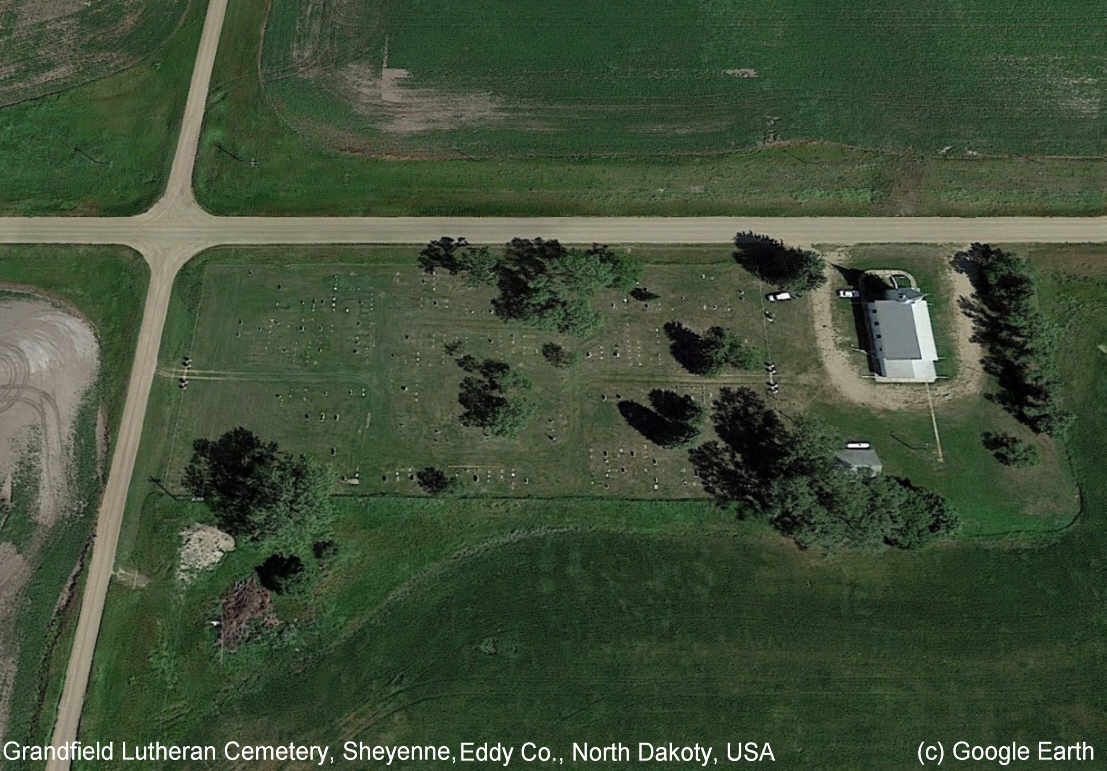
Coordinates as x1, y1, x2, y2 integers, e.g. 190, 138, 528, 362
810, 252, 984, 410
0, 296, 99, 527
335, 61, 507, 135
945, 267, 986, 400
177, 524, 235, 584
114, 567, 150, 590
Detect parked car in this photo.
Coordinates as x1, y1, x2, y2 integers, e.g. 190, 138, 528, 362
765, 291, 793, 302
837, 288, 861, 299
845, 441, 871, 449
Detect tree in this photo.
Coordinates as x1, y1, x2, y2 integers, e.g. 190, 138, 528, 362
981, 431, 1040, 467
630, 287, 660, 302
184, 428, 337, 592
183, 427, 280, 536
954, 244, 1072, 436
689, 388, 958, 550
418, 236, 493, 282
664, 322, 758, 375
541, 342, 577, 368
245, 453, 335, 560
456, 358, 536, 438
733, 231, 827, 293
417, 466, 458, 494
419, 236, 643, 336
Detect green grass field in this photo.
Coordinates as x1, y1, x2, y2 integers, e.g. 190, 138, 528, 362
0, 246, 148, 757
145, 243, 1069, 534
78, 244, 1106, 769
0, 0, 200, 215
815, 244, 1076, 537
195, 0, 1106, 215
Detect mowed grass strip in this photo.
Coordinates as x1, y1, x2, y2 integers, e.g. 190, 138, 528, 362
150, 244, 1074, 535
196, 0, 1106, 215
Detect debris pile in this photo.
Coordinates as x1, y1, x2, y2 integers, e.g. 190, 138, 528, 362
218, 576, 278, 652
177, 524, 235, 584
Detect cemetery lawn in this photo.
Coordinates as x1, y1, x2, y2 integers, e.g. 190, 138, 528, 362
138, 243, 1073, 535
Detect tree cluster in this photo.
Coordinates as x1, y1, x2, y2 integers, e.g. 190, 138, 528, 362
456, 356, 536, 437
981, 431, 1040, 467
541, 342, 577, 368
689, 388, 958, 550
184, 427, 336, 592
664, 321, 757, 375
733, 231, 827, 294
420, 237, 642, 336
417, 466, 459, 494
618, 389, 705, 449
955, 243, 1072, 436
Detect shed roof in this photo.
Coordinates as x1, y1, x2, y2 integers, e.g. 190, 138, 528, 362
835, 447, 883, 474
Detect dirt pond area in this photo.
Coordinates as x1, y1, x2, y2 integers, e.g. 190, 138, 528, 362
0, 293, 99, 737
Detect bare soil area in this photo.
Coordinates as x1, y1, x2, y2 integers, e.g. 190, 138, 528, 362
336, 61, 506, 136
0, 297, 99, 525
0, 295, 98, 740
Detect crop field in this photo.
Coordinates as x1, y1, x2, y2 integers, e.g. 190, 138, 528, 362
197, 0, 1106, 215
0, 0, 201, 214
0, 0, 188, 106
263, 0, 1106, 158
151, 244, 1074, 536
78, 245, 1107, 768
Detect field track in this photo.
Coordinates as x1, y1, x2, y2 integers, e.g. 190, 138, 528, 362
0, 0, 1099, 767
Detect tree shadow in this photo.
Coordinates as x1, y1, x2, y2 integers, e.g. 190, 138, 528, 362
832, 263, 862, 284
256, 554, 304, 593
663, 321, 711, 374
829, 264, 877, 372
617, 392, 701, 448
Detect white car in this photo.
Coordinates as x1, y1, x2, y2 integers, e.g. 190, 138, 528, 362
845, 441, 871, 449
765, 291, 793, 302
837, 288, 861, 299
